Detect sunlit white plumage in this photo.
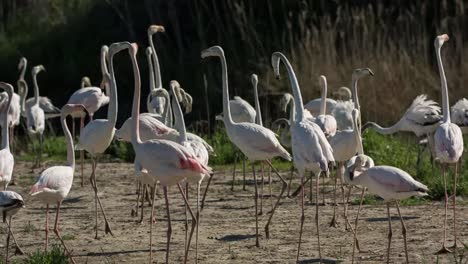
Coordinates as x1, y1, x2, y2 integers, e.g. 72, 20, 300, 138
451, 98, 468, 133
0, 83, 15, 190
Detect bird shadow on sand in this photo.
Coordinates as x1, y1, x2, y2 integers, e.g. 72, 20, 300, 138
80, 248, 158, 257
365, 216, 419, 222
64, 196, 85, 204
298, 258, 339, 263
216, 234, 257, 242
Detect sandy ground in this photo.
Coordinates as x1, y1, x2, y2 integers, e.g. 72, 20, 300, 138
2, 161, 467, 263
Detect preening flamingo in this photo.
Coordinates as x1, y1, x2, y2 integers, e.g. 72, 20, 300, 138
0, 83, 16, 191
30, 104, 86, 264
0, 190, 25, 261
271, 52, 333, 262
67, 45, 110, 186
432, 34, 464, 253
25, 65, 46, 167
346, 165, 428, 263
76, 42, 131, 239
203, 46, 291, 248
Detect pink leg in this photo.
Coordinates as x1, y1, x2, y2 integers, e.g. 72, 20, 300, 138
149, 183, 157, 263
200, 173, 214, 212
177, 183, 197, 263
53, 202, 76, 264
296, 176, 305, 262
351, 188, 365, 264
163, 186, 171, 264
316, 174, 322, 261
264, 160, 288, 239
386, 203, 392, 264
451, 163, 458, 248
252, 163, 260, 247
45, 204, 49, 251
259, 163, 264, 215
437, 164, 451, 254
329, 163, 339, 227
90, 157, 113, 237
80, 116, 84, 187
395, 201, 409, 263
6, 217, 24, 255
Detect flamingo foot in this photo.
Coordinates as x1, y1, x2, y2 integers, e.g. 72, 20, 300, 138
131, 209, 137, 217
436, 246, 452, 254
329, 215, 339, 228
105, 221, 113, 236
15, 246, 25, 255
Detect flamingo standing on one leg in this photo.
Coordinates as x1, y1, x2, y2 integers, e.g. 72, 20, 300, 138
126, 42, 211, 264
76, 42, 131, 239
202, 46, 291, 248
432, 34, 464, 253
271, 52, 334, 262
0, 190, 25, 262
30, 104, 85, 264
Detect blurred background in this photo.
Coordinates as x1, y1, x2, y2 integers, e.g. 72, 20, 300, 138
0, 0, 466, 131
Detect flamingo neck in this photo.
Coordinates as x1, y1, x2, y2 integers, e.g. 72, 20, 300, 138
101, 50, 110, 96
19, 80, 27, 114
148, 35, 163, 90
436, 45, 450, 123
107, 51, 118, 126
320, 79, 327, 115
1, 92, 12, 150
253, 79, 263, 126
362, 121, 401, 135
61, 114, 75, 168
279, 54, 304, 122
354, 120, 364, 155
351, 77, 360, 111
19, 62, 27, 81
146, 51, 156, 113
171, 87, 187, 142
220, 52, 234, 126
287, 94, 296, 123
32, 72, 40, 105
130, 52, 142, 145
160, 90, 172, 127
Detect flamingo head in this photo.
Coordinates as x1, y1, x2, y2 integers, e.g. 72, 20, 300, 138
251, 74, 258, 87
271, 52, 284, 79
18, 57, 27, 71
352, 68, 374, 80
201, 46, 224, 59
148, 25, 165, 35
109, 42, 132, 58
333, 86, 352, 100
81, 76, 91, 88
279, 93, 292, 113
435, 34, 449, 48
32, 65, 45, 75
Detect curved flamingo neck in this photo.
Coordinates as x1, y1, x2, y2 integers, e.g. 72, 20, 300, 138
107, 51, 118, 126
170, 85, 187, 142
130, 50, 142, 144
278, 54, 304, 122
162, 90, 173, 127
19, 61, 27, 81
351, 77, 360, 111
61, 114, 75, 168
436, 44, 450, 123
253, 77, 263, 126
219, 52, 234, 126
148, 34, 163, 90
32, 71, 40, 105
19, 80, 28, 114
286, 94, 296, 123
363, 121, 401, 135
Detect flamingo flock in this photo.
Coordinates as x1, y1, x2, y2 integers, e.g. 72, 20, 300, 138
0, 28, 465, 264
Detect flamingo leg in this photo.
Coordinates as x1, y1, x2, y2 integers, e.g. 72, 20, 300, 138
177, 183, 197, 264
252, 163, 260, 247
264, 160, 288, 239
45, 204, 49, 251
138, 184, 146, 223
329, 164, 339, 227
90, 157, 113, 237
286, 164, 294, 197
5, 219, 10, 263
450, 162, 458, 249
195, 182, 201, 264
53, 202, 76, 264
268, 165, 273, 209
316, 172, 322, 261
291, 176, 311, 198
437, 164, 451, 254
351, 188, 365, 264
344, 186, 353, 231
200, 173, 214, 213
309, 172, 313, 203
386, 202, 392, 264
259, 163, 264, 215
184, 182, 189, 251
149, 183, 157, 264
80, 116, 85, 187
131, 182, 141, 217
296, 176, 305, 263
37, 133, 43, 167
395, 201, 409, 263
231, 152, 237, 191
163, 186, 172, 264
321, 174, 326, 205
6, 217, 24, 255
242, 155, 246, 191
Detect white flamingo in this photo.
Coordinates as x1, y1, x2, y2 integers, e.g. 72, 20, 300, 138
25, 65, 46, 167
17, 58, 61, 120
451, 98, 468, 133
67, 45, 110, 186
30, 104, 85, 264
170, 80, 210, 262
303, 86, 352, 116
314, 75, 337, 138
432, 34, 464, 253
203, 46, 291, 248
328, 108, 363, 227
0, 88, 20, 150
0, 190, 25, 261
126, 42, 211, 264
346, 164, 428, 263
332, 68, 373, 130
0, 83, 15, 191
76, 42, 131, 239
271, 52, 334, 262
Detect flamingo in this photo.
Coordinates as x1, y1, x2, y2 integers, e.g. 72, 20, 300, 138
0, 83, 15, 191
67, 45, 110, 186
432, 34, 464, 253
170, 80, 210, 262
451, 98, 468, 133
126, 42, 211, 264
328, 108, 363, 227
0, 190, 25, 262
29, 104, 85, 264
0, 86, 20, 151
203, 46, 291, 248
25, 65, 46, 167
333, 86, 352, 101
346, 164, 428, 263
76, 42, 131, 239
332, 68, 373, 130
271, 52, 334, 262
314, 75, 337, 138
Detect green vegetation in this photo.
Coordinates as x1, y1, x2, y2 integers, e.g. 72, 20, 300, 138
25, 244, 68, 264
